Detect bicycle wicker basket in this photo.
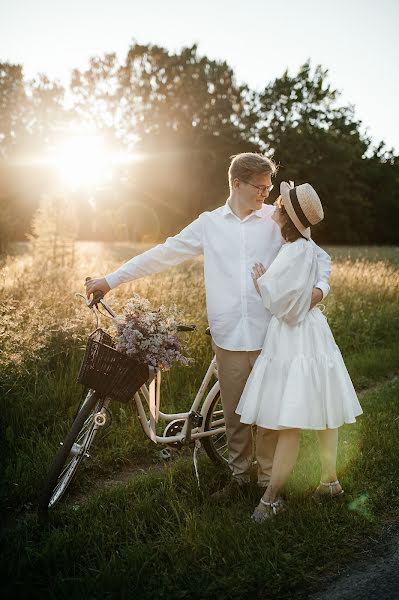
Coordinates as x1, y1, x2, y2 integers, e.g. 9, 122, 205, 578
78, 328, 150, 403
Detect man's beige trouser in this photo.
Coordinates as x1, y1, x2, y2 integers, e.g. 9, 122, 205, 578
212, 341, 279, 485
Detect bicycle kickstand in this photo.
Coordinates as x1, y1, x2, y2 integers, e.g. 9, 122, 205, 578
192, 439, 202, 489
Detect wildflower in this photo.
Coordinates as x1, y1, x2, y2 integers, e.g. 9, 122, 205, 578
112, 293, 191, 370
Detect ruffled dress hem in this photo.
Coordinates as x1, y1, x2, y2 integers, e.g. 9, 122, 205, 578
236, 347, 363, 430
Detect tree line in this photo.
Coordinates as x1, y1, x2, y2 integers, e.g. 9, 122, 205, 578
0, 43, 398, 251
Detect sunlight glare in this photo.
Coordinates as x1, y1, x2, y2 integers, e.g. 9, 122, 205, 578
52, 135, 113, 189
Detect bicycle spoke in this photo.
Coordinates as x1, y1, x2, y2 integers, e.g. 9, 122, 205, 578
50, 458, 80, 506
202, 392, 228, 465
215, 441, 228, 452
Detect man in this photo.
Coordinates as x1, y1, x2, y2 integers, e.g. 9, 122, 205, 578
86, 153, 331, 495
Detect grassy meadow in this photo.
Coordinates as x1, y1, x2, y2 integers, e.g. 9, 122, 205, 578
1, 242, 399, 599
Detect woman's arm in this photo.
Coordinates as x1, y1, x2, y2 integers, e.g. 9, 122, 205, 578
254, 242, 316, 324
310, 240, 331, 300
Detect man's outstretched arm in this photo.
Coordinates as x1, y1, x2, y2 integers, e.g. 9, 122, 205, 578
86, 216, 204, 297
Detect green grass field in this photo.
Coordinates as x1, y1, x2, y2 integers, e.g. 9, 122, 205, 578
1, 244, 398, 598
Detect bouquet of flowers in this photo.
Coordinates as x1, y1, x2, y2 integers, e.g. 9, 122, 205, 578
112, 294, 191, 370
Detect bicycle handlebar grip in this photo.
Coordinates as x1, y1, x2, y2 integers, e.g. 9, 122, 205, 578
177, 324, 196, 331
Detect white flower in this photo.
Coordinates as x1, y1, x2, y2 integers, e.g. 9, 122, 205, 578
111, 293, 190, 370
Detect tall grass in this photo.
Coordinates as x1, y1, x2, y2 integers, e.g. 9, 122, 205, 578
1, 380, 399, 599
1, 244, 398, 513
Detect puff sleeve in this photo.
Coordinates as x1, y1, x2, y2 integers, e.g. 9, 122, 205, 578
257, 240, 317, 325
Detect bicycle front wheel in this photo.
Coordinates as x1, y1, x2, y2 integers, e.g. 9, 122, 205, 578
38, 390, 107, 514
202, 391, 228, 465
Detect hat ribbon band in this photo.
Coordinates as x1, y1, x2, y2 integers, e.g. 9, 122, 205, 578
289, 188, 312, 229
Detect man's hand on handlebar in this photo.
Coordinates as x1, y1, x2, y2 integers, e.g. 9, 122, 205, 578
85, 277, 111, 299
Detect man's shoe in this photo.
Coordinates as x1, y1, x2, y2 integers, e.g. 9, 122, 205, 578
211, 478, 250, 503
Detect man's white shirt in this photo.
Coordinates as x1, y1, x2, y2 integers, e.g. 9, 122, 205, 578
105, 201, 331, 351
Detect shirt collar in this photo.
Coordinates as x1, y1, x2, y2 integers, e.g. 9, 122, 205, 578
222, 200, 263, 220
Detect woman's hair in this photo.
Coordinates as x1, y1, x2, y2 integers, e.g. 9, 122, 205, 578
275, 196, 306, 242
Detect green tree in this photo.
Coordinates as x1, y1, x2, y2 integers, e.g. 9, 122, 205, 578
70, 43, 257, 236
0, 63, 27, 159
361, 145, 399, 244
0, 63, 67, 159
257, 62, 380, 243
119, 43, 254, 146
1, 53, 398, 246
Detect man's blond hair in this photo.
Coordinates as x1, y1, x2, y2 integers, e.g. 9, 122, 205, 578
228, 153, 277, 190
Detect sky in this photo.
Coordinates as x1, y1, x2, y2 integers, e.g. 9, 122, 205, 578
1, 0, 398, 152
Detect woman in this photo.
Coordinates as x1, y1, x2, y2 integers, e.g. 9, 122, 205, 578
236, 181, 363, 522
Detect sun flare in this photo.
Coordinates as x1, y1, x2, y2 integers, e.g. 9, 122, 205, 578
51, 135, 111, 188
50, 133, 135, 189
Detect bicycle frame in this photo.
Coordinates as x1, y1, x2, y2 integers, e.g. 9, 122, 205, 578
133, 357, 223, 445
80, 293, 225, 448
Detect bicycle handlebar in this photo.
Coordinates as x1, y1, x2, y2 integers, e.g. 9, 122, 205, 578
84, 277, 117, 320
88, 291, 104, 309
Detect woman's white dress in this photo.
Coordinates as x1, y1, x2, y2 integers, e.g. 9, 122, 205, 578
236, 239, 363, 430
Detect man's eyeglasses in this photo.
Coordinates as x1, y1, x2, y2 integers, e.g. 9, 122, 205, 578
240, 180, 274, 195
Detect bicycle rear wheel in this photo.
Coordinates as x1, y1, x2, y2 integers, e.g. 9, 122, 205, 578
38, 390, 107, 514
202, 391, 228, 465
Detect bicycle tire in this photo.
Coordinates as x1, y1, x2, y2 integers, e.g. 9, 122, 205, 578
38, 389, 104, 514
202, 391, 228, 465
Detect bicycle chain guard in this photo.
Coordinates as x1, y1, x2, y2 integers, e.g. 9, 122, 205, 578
163, 419, 186, 448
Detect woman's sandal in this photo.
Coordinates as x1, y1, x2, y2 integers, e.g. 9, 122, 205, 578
313, 479, 344, 499
251, 498, 285, 523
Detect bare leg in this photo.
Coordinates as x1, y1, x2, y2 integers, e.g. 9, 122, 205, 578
315, 428, 343, 496
256, 426, 279, 486
317, 428, 338, 482
261, 429, 301, 504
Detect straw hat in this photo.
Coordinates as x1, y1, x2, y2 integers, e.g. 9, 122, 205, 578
280, 181, 324, 240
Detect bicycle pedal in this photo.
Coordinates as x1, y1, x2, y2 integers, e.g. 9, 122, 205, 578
159, 448, 172, 460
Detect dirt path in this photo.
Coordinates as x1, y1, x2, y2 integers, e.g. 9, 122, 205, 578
308, 522, 399, 600
64, 442, 198, 505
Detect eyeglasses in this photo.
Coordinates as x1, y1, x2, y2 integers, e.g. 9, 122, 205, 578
240, 180, 274, 195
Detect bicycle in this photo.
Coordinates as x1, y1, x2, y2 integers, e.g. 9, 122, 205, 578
38, 285, 227, 513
